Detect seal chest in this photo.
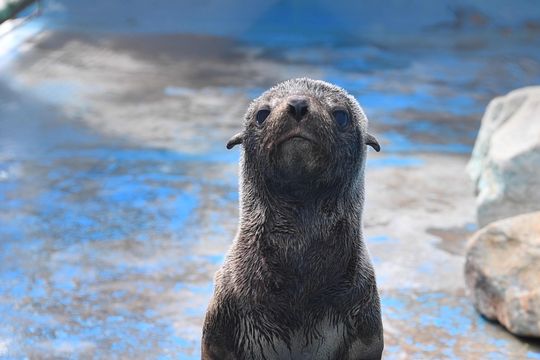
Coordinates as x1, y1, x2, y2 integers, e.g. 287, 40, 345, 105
202, 78, 383, 360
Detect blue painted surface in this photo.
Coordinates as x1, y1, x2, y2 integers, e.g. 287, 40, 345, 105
1, 0, 540, 358
381, 291, 531, 359
25, 0, 540, 39
0, 82, 234, 357
367, 235, 395, 245
367, 155, 424, 168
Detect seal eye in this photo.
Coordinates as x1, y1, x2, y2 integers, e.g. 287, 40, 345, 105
333, 110, 350, 128
256, 109, 271, 125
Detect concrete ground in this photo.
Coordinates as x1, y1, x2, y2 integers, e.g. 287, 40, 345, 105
1, 1, 540, 359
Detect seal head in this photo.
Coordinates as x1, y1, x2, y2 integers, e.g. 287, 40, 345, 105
227, 78, 379, 196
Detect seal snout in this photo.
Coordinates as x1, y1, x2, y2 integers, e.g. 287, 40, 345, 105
276, 129, 315, 146
287, 95, 309, 121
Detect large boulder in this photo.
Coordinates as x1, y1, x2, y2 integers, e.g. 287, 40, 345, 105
465, 211, 540, 337
467, 86, 540, 227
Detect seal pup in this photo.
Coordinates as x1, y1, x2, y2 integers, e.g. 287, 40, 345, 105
202, 78, 383, 360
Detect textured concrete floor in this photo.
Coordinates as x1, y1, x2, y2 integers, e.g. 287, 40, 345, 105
1, 1, 540, 359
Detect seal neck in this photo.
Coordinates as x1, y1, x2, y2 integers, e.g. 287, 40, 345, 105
238, 170, 365, 240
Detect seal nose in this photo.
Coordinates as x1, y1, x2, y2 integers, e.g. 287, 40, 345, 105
287, 96, 309, 121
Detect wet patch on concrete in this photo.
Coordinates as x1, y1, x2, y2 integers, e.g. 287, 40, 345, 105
428, 223, 478, 256
7, 26, 540, 156
9, 24, 540, 154
3, 30, 326, 154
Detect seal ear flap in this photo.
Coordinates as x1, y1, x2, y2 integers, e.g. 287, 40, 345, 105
366, 133, 381, 152
226, 132, 244, 149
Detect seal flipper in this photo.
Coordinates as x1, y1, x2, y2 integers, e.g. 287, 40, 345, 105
226, 132, 244, 149
365, 133, 380, 152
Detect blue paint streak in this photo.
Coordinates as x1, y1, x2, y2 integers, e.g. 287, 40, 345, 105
367, 235, 395, 244
368, 156, 424, 168
381, 131, 473, 154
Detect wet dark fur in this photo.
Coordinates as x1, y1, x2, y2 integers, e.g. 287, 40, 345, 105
202, 78, 383, 360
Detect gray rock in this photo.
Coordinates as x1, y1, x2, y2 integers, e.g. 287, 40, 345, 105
465, 211, 540, 337
467, 86, 540, 227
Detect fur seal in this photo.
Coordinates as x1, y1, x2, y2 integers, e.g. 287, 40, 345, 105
202, 78, 383, 360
